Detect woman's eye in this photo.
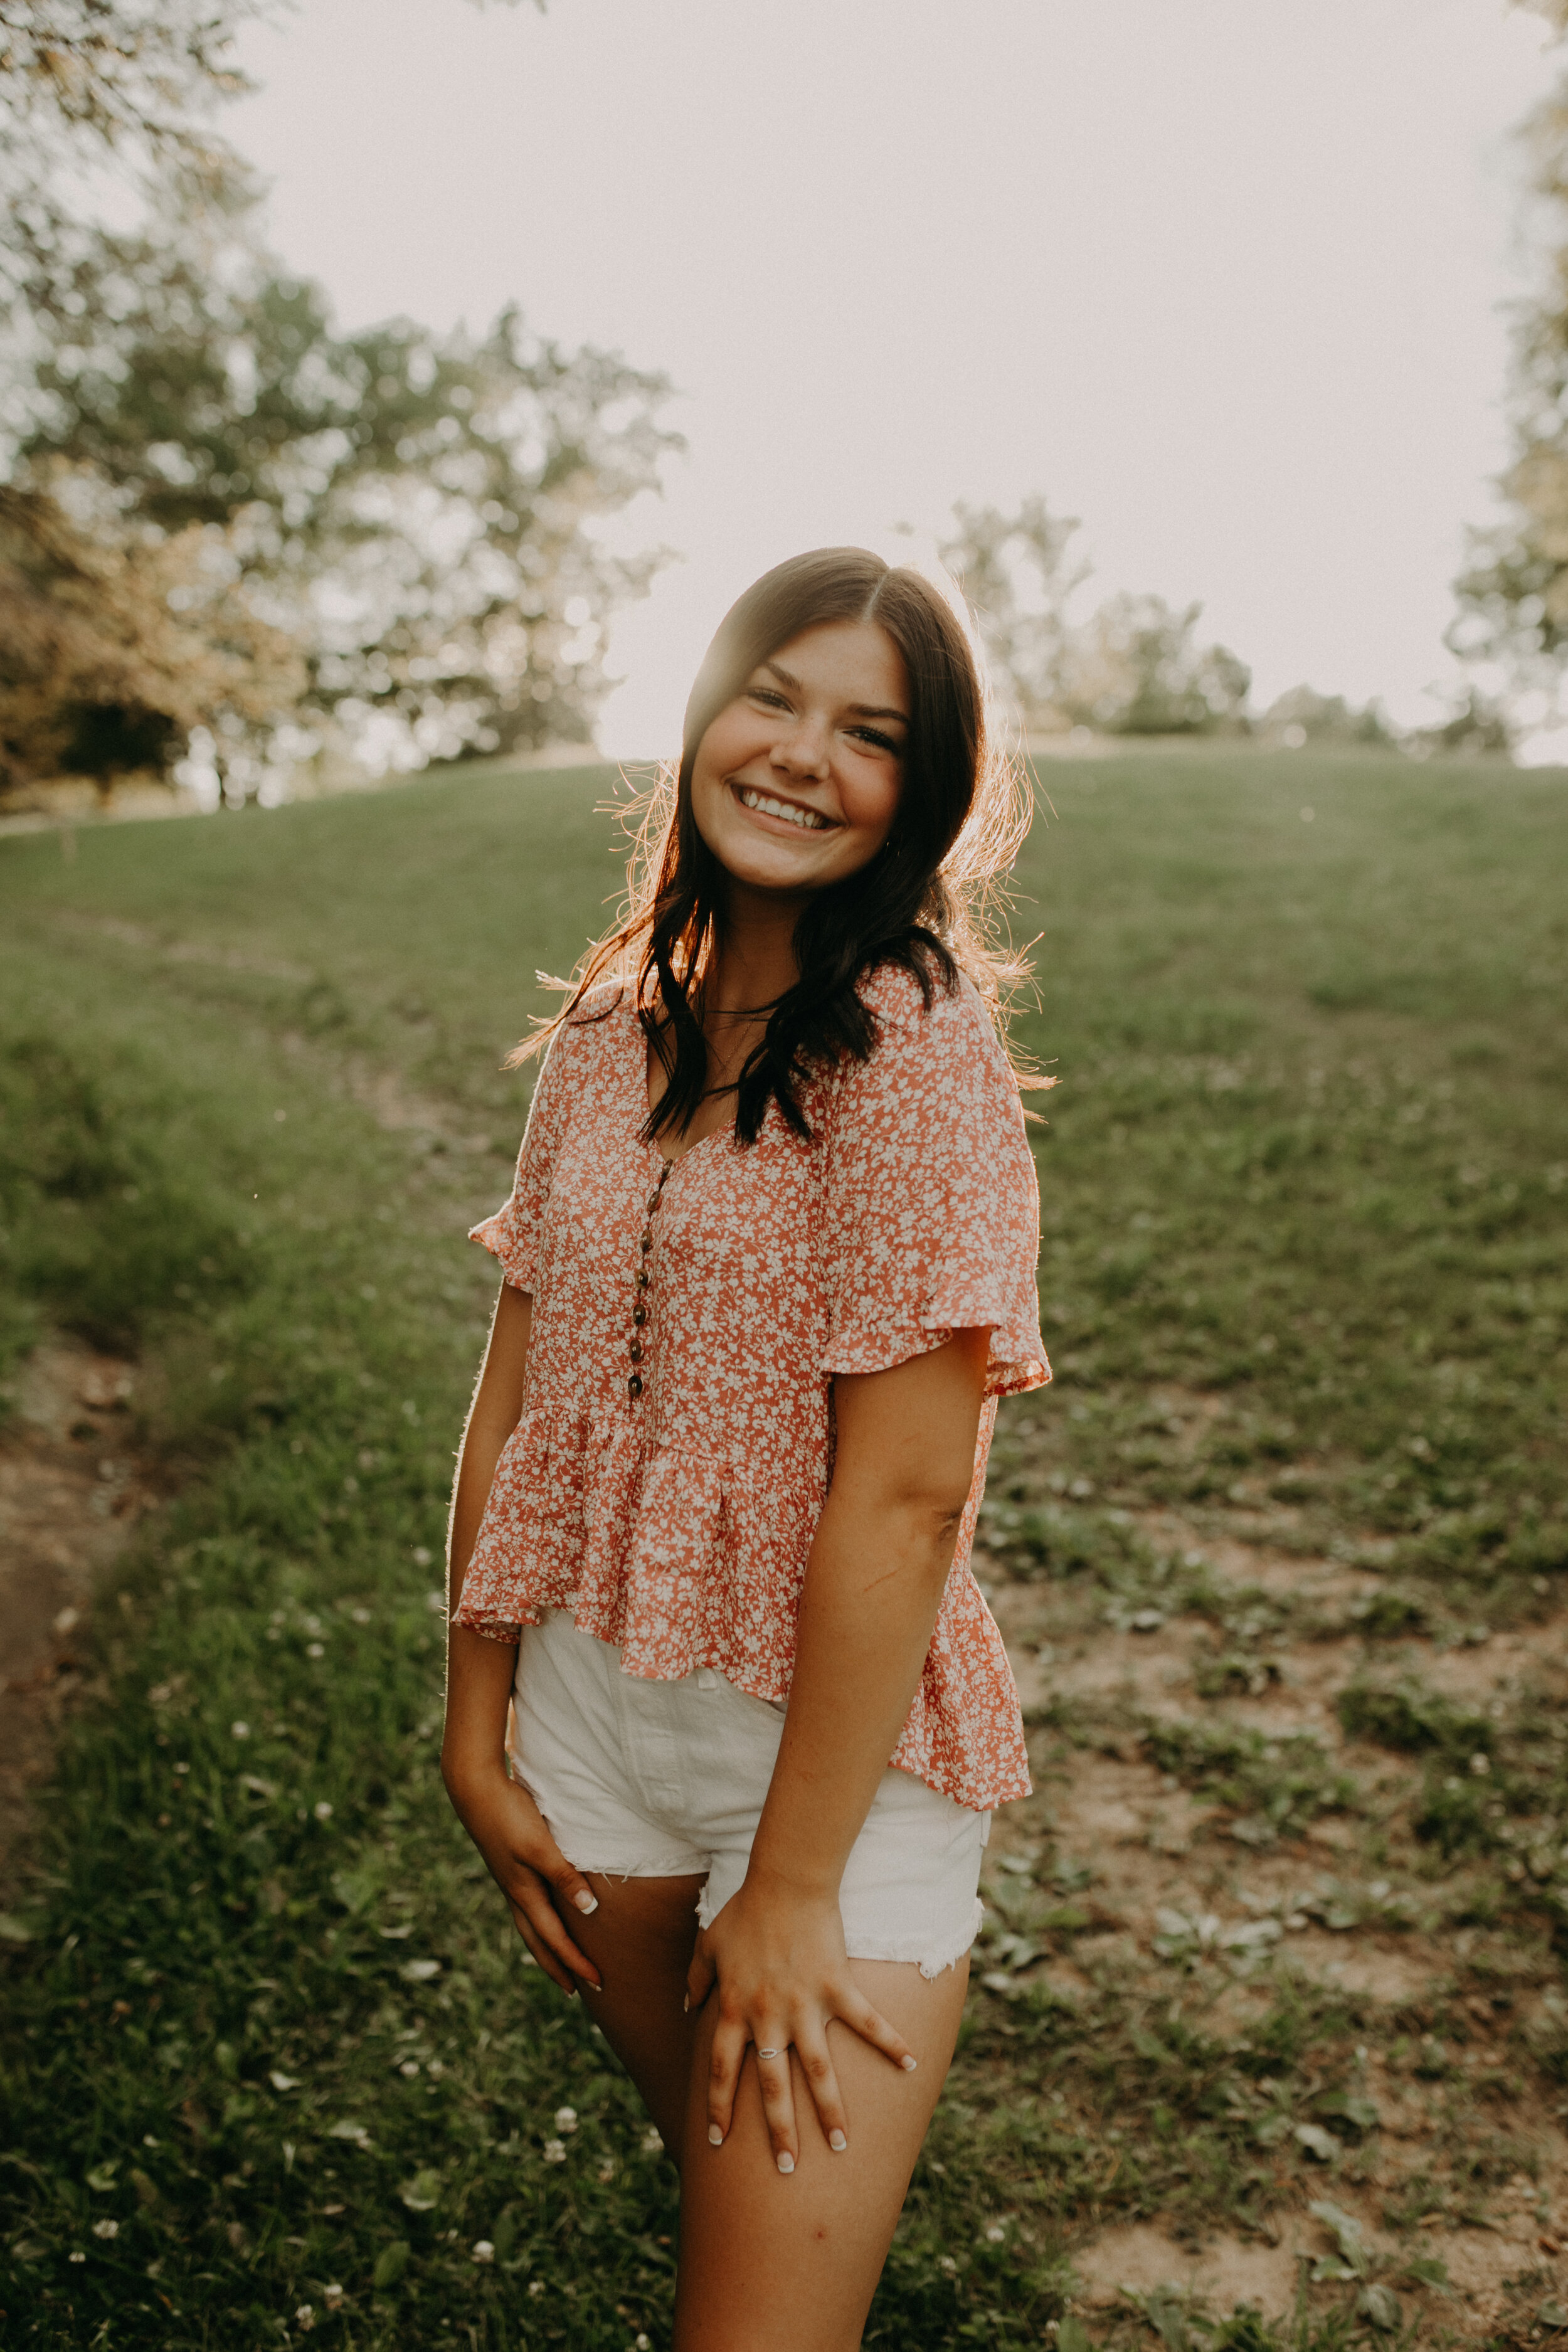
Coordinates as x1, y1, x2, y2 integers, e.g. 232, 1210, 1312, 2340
851, 727, 900, 755
749, 687, 789, 711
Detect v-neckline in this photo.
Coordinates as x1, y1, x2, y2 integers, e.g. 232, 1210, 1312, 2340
629, 999, 737, 1170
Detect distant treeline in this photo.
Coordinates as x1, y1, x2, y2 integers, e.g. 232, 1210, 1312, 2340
0, 6, 1527, 810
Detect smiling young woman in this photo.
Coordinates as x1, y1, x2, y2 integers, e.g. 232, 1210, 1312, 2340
440, 548, 1051, 2348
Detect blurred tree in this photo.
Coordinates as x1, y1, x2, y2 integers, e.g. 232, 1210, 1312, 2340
0, 467, 305, 804
1453, 1, 1568, 681
1413, 687, 1514, 758
0, 3, 263, 331
942, 497, 1253, 737
1259, 684, 1401, 749
4, 0, 665, 800
940, 495, 1088, 731
1057, 593, 1251, 736
15, 209, 681, 774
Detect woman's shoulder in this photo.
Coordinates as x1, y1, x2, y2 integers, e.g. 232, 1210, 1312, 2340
523, 983, 632, 1119
824, 958, 1015, 1136
544, 981, 634, 1064
854, 956, 1004, 1061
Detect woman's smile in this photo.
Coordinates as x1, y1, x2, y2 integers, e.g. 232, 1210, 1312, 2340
730, 782, 836, 833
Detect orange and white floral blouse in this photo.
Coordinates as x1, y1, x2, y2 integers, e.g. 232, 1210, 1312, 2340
458, 962, 1049, 1811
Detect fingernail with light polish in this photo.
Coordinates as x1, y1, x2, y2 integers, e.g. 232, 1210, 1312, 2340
829, 2131, 847, 2153
682, 1994, 689, 2014
776, 2152, 795, 2175
573, 1889, 598, 1915
708, 2124, 724, 2146
901, 2055, 918, 2072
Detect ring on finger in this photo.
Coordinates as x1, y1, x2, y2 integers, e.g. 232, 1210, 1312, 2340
756, 2047, 781, 2059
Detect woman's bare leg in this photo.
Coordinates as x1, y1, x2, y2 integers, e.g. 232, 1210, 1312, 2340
673, 1957, 969, 2352
570, 1870, 706, 2154
559, 1878, 968, 2344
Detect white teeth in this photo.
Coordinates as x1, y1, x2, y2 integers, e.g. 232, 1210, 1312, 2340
738, 787, 827, 831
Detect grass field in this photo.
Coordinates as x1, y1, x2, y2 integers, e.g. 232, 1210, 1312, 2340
0, 745, 1564, 2349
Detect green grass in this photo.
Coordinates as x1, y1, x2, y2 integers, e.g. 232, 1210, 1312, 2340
0, 745, 1563, 2348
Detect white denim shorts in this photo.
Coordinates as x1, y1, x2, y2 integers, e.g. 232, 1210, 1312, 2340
509, 1610, 988, 1978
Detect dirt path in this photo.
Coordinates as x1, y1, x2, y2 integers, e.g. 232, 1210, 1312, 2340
0, 1338, 151, 1899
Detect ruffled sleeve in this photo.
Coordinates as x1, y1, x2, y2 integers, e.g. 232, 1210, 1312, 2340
819, 971, 1049, 1399
469, 1019, 576, 1292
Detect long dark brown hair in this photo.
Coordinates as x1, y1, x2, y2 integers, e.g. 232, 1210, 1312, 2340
513, 546, 1036, 1144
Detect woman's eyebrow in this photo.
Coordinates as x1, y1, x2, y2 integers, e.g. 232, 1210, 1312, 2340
760, 660, 908, 725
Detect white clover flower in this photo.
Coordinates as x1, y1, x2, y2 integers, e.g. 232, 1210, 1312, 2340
69, 2250, 87, 2264
92, 2219, 119, 2240
294, 2306, 315, 2331
470, 2241, 495, 2264
541, 2138, 566, 2164
553, 2106, 578, 2134
322, 2284, 344, 2310
640, 2126, 664, 2153
938, 2255, 958, 2275
231, 1721, 250, 1740
314, 1801, 334, 1821
984, 2222, 1007, 2243
527, 2279, 545, 2297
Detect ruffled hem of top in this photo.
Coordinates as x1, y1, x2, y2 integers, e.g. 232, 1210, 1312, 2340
824, 1298, 1051, 1401
455, 1405, 814, 1700
469, 1207, 535, 1293
454, 1407, 1032, 1812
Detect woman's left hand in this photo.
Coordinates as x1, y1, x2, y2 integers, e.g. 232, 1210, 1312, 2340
686, 1872, 916, 2170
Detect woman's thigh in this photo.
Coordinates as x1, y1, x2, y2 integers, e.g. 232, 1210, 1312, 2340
672, 1957, 969, 2352
572, 1869, 707, 2156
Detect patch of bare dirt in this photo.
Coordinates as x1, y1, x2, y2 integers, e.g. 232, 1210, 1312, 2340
1073, 2218, 1306, 2315
0, 1338, 152, 1890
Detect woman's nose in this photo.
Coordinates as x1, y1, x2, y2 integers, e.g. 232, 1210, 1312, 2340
771, 721, 829, 778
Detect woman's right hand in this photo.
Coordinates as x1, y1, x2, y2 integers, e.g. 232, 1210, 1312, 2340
442, 1762, 603, 1996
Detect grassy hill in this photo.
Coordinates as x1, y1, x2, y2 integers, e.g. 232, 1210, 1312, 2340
0, 748, 1564, 2349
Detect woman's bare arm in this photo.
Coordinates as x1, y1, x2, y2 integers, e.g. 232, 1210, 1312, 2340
687, 1328, 991, 2163
440, 1281, 602, 1990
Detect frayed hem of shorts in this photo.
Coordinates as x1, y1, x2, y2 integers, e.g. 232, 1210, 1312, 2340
845, 1896, 987, 1981
568, 1855, 709, 1883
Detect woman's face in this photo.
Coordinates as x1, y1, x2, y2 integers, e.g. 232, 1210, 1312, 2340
689, 620, 908, 900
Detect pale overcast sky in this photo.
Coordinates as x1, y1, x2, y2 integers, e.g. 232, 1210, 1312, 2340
231, 0, 1552, 755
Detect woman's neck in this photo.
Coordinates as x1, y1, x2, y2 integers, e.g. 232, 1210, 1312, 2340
705, 882, 805, 1020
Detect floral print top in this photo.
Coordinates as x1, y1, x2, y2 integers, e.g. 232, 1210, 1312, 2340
458, 963, 1049, 1810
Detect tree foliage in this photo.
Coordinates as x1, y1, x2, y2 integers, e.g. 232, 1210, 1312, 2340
2, 0, 675, 802
0, 467, 305, 800
0, 1, 264, 327
1, 8, 680, 799
1454, 2, 1568, 678
15, 208, 681, 773
1057, 592, 1250, 736
939, 496, 1088, 731
1256, 684, 1399, 750
943, 498, 1251, 736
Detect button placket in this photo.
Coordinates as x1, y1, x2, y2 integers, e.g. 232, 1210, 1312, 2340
628, 1159, 670, 1402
